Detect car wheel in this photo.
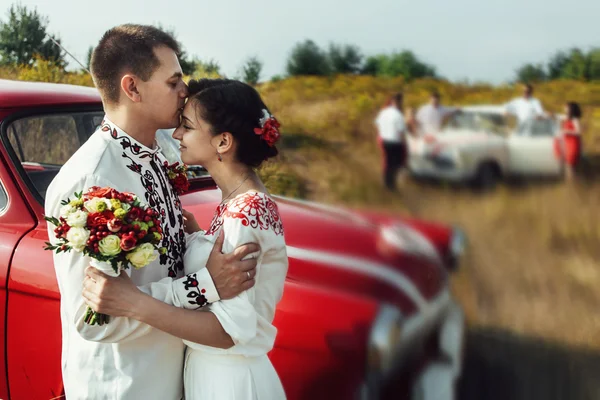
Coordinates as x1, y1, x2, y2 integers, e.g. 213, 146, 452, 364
474, 162, 500, 191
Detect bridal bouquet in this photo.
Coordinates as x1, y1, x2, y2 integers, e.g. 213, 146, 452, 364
44, 186, 166, 325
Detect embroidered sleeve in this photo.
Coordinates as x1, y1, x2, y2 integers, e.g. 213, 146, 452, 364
206, 193, 283, 346
170, 268, 220, 310
204, 210, 260, 346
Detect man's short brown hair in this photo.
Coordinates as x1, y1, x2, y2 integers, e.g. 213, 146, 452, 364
393, 92, 403, 105
90, 24, 180, 104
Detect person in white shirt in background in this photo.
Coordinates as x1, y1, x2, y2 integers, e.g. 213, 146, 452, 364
504, 83, 547, 128
416, 91, 460, 136
375, 92, 407, 191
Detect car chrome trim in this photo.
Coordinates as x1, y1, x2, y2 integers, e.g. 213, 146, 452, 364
363, 286, 464, 398
448, 227, 467, 271
286, 246, 427, 309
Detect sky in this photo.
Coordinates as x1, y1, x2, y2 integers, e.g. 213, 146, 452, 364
7, 0, 600, 84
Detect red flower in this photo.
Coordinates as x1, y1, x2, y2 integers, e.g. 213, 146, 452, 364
165, 162, 190, 195
128, 207, 143, 221
120, 232, 137, 251
87, 212, 109, 228
172, 174, 190, 194
86, 186, 115, 199
107, 218, 123, 232
121, 192, 135, 202
254, 116, 281, 147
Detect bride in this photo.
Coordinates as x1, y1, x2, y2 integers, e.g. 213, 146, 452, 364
83, 78, 288, 399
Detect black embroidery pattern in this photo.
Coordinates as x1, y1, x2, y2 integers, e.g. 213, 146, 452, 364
122, 152, 143, 175
184, 273, 208, 309
104, 121, 186, 278
101, 121, 155, 159
151, 157, 185, 276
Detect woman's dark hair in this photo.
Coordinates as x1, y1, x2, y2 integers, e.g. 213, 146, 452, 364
187, 79, 279, 168
566, 101, 582, 119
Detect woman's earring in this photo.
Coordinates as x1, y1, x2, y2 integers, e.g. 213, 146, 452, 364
216, 151, 222, 162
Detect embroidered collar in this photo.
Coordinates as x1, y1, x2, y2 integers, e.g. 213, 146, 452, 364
101, 117, 162, 162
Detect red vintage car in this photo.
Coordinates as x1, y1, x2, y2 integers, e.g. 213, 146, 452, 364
0, 79, 465, 400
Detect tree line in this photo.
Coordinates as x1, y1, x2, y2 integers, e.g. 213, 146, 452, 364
1, 3, 598, 85
515, 48, 600, 83
0, 3, 438, 85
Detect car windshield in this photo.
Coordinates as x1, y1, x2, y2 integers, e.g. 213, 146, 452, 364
443, 111, 508, 135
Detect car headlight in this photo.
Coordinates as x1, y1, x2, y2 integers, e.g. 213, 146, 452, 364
447, 227, 467, 271
367, 304, 403, 376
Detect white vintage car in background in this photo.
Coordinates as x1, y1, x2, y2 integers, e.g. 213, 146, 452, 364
407, 105, 564, 189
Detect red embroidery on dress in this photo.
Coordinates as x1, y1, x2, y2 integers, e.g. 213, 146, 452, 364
205, 203, 226, 236
205, 193, 284, 236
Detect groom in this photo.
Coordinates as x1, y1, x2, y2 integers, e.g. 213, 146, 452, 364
45, 24, 258, 400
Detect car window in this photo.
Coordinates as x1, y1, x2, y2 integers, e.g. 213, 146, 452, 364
444, 112, 508, 135
0, 181, 8, 211
4, 111, 104, 200
516, 118, 557, 137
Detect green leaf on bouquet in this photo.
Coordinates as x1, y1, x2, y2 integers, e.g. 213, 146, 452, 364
75, 191, 83, 199
111, 259, 119, 274
44, 216, 60, 226
61, 196, 72, 206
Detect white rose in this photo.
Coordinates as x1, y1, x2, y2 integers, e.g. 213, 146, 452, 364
59, 204, 76, 218
84, 198, 113, 213
65, 227, 90, 252
126, 243, 157, 269
98, 235, 121, 256
66, 209, 88, 228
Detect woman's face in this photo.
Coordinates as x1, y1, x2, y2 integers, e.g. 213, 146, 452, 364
564, 104, 570, 117
172, 101, 218, 166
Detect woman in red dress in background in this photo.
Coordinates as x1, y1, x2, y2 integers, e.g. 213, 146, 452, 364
560, 102, 583, 181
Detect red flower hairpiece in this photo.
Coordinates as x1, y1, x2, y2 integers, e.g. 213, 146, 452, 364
253, 109, 281, 147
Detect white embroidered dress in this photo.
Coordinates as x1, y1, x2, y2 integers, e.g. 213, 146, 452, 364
171, 191, 288, 400
45, 119, 220, 400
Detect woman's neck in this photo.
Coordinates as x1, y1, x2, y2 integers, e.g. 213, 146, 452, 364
209, 163, 258, 202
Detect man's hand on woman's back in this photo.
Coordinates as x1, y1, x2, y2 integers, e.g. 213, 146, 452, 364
206, 230, 259, 299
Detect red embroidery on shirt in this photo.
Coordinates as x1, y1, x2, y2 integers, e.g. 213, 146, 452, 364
205, 193, 284, 236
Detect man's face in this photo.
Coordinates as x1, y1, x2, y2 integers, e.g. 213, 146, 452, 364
523, 86, 533, 98
137, 46, 188, 129
430, 95, 440, 107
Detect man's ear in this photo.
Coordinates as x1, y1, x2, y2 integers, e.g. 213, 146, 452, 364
120, 75, 141, 103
